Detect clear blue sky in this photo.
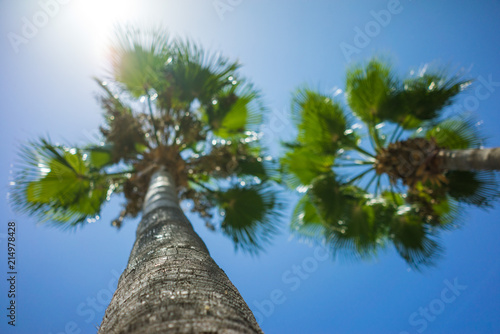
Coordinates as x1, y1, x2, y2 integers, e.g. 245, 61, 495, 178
1, 1, 500, 333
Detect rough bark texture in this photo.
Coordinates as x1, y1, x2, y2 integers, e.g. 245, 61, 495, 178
98, 170, 263, 334
439, 147, 500, 171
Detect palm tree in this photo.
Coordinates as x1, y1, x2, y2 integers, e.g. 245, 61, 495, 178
281, 57, 500, 270
11, 27, 283, 333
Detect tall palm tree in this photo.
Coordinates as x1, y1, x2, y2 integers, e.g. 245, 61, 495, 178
11, 27, 283, 333
282, 57, 500, 270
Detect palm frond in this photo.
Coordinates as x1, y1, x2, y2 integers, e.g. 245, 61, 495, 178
216, 182, 284, 254
10, 138, 119, 228
425, 116, 483, 149
345, 58, 395, 124
291, 88, 358, 154
446, 170, 500, 208
167, 40, 240, 106
290, 194, 325, 239
84, 145, 114, 169
309, 173, 386, 260
207, 82, 264, 138
401, 72, 470, 121
381, 70, 471, 129
235, 155, 277, 181
110, 26, 172, 97
390, 214, 443, 270
280, 147, 334, 188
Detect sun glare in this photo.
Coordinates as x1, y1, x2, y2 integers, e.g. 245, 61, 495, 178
72, 0, 138, 59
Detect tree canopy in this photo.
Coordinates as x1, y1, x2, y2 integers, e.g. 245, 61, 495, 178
281, 57, 500, 270
11, 27, 284, 254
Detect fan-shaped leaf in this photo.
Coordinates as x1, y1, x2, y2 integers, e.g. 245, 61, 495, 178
85, 145, 113, 169
291, 88, 358, 154
446, 170, 500, 207
110, 26, 172, 97
346, 59, 394, 124
309, 173, 387, 259
11, 139, 115, 228
390, 213, 443, 270
167, 41, 239, 106
217, 183, 282, 253
281, 147, 334, 188
290, 194, 325, 238
208, 85, 263, 138
398, 73, 469, 122
425, 117, 483, 149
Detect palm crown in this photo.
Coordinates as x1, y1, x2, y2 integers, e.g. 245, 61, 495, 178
11, 27, 283, 253
282, 57, 499, 269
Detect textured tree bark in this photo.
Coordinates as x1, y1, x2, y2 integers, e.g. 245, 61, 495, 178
98, 169, 263, 334
439, 147, 500, 171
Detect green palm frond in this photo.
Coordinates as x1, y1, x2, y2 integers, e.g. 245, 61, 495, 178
280, 146, 334, 189
308, 173, 386, 260
395, 72, 470, 123
425, 116, 483, 149
84, 145, 114, 169
205, 83, 264, 138
235, 156, 268, 180
389, 213, 443, 270
216, 183, 283, 253
235, 152, 280, 182
110, 26, 172, 97
345, 58, 394, 124
11, 138, 119, 228
446, 171, 500, 208
290, 194, 325, 239
167, 40, 239, 106
291, 88, 358, 154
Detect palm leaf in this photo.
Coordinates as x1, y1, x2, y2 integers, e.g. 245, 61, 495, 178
207, 83, 264, 138
280, 146, 334, 188
309, 173, 386, 260
345, 58, 394, 124
167, 40, 239, 106
110, 26, 172, 97
446, 170, 500, 208
291, 88, 358, 154
11, 138, 116, 228
290, 194, 325, 239
84, 145, 114, 169
216, 182, 283, 253
389, 213, 443, 270
397, 72, 470, 122
425, 116, 483, 149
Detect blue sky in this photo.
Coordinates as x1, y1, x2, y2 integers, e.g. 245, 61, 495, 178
1, 1, 500, 333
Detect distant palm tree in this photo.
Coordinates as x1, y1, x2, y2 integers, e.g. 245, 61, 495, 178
11, 27, 283, 333
282, 58, 500, 270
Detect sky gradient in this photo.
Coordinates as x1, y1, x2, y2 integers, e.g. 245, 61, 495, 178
1, 1, 500, 333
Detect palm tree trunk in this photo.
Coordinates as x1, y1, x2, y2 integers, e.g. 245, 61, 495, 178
98, 169, 263, 334
439, 147, 500, 171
